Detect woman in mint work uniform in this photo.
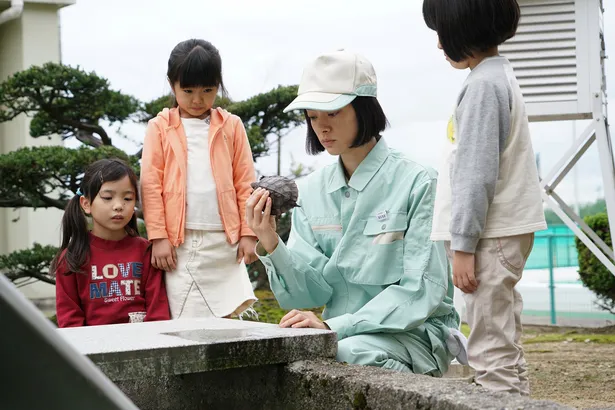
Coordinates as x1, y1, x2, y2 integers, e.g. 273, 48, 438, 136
246, 50, 465, 376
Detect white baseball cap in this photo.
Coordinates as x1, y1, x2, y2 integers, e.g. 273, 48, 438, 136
283, 49, 377, 113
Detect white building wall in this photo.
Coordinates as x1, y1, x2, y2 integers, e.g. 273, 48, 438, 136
0, 0, 75, 300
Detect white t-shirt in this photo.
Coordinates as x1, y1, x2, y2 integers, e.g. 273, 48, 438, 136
181, 117, 223, 231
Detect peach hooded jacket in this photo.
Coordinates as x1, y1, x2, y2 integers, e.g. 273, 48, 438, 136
140, 107, 256, 246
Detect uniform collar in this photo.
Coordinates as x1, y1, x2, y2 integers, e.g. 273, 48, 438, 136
326, 137, 389, 193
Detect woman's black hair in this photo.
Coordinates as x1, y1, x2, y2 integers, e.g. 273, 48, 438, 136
167, 39, 228, 107
304, 96, 389, 155
50, 158, 140, 276
422, 0, 520, 62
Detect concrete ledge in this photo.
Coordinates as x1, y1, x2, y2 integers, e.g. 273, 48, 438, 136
116, 364, 286, 410
280, 360, 573, 410
57, 318, 336, 381
115, 360, 572, 410
58, 319, 572, 409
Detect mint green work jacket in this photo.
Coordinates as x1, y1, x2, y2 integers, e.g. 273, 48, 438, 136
258, 138, 460, 374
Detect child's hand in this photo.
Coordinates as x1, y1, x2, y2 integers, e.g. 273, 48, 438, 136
152, 238, 177, 272
245, 188, 278, 254
237, 236, 258, 264
453, 251, 479, 293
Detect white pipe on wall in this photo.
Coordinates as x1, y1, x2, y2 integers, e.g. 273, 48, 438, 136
0, 0, 24, 26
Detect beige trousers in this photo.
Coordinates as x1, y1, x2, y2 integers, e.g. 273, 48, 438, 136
446, 233, 534, 396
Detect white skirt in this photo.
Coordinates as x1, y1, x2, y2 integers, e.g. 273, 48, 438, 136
166, 229, 257, 319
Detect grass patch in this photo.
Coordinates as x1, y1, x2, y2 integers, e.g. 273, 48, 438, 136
460, 323, 615, 344
250, 290, 322, 324
524, 333, 615, 344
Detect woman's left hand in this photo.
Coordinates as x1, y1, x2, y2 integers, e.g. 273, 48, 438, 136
279, 310, 330, 330
237, 236, 258, 264
246, 188, 279, 253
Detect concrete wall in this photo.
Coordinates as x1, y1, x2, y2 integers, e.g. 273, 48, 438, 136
54, 318, 571, 410
0, 0, 74, 299
115, 361, 572, 410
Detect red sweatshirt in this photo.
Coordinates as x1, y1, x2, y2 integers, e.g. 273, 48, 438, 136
55, 233, 170, 327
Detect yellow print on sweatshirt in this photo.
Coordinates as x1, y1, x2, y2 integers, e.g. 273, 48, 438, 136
447, 115, 455, 143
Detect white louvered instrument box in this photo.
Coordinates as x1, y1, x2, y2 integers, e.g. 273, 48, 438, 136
500, 0, 606, 122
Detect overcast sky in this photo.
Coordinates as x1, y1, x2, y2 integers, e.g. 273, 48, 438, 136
60, 0, 615, 207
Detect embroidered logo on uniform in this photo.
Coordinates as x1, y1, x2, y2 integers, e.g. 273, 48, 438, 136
376, 211, 388, 221
447, 115, 455, 143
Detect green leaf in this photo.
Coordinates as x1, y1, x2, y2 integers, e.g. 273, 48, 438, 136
0, 62, 140, 146
575, 213, 615, 314
0, 243, 58, 285
0, 145, 138, 210
226, 85, 303, 160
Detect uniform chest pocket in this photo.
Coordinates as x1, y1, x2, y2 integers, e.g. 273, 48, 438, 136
363, 216, 407, 244
310, 221, 342, 259
346, 213, 407, 285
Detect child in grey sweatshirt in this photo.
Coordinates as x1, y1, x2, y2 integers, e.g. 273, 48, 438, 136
423, 0, 546, 396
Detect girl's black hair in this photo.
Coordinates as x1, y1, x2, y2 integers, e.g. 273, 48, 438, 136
422, 0, 520, 62
167, 39, 228, 107
50, 158, 140, 276
304, 97, 389, 155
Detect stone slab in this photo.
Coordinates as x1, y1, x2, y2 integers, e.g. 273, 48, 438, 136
280, 360, 573, 410
116, 365, 285, 410
57, 318, 337, 381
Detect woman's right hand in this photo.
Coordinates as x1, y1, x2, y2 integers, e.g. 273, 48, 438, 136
246, 188, 278, 254
151, 238, 177, 272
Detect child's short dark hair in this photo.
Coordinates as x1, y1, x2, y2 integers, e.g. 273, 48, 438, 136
304, 97, 389, 155
423, 0, 520, 62
167, 39, 228, 103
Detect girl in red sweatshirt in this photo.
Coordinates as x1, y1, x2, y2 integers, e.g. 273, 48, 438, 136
52, 158, 170, 327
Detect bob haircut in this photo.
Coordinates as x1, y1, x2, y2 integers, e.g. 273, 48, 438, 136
422, 0, 520, 62
167, 39, 228, 106
304, 96, 389, 155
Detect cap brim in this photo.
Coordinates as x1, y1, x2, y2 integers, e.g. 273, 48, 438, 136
283, 92, 356, 113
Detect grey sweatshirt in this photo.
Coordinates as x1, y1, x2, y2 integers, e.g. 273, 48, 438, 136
450, 58, 511, 252
431, 56, 547, 251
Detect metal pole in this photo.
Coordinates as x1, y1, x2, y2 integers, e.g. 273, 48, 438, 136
572, 120, 581, 216
566, 234, 571, 266
548, 235, 557, 325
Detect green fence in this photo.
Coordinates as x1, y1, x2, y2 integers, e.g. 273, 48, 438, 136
525, 225, 578, 270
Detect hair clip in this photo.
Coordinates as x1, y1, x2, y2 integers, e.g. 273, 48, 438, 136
76, 188, 83, 197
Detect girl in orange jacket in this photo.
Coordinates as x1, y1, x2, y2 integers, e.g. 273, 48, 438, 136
141, 39, 257, 319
